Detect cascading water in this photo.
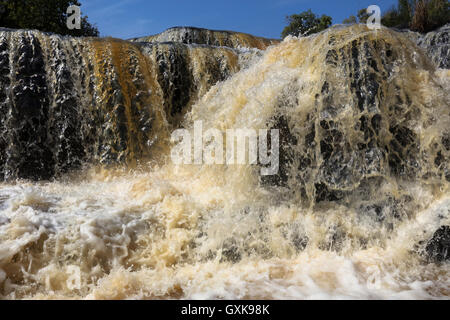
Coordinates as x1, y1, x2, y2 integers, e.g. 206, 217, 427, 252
0, 24, 448, 299
0, 28, 259, 180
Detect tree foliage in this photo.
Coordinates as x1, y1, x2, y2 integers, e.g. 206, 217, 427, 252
342, 8, 371, 24
343, 1, 448, 33
343, 15, 357, 24
381, 0, 414, 28
0, 0, 99, 37
281, 9, 332, 38
398, 0, 414, 28
382, 0, 449, 32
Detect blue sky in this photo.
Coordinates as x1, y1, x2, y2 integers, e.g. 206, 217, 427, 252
80, 0, 399, 39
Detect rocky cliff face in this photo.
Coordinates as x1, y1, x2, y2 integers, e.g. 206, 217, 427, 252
0, 28, 261, 180
130, 26, 280, 50
263, 27, 449, 204
189, 25, 449, 244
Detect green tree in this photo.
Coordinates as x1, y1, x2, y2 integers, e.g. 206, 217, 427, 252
381, 5, 401, 27
382, 0, 449, 32
357, 8, 370, 23
281, 9, 332, 38
0, 0, 99, 37
343, 15, 357, 24
427, 0, 450, 30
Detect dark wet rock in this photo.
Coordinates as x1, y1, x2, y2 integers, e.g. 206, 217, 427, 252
221, 239, 242, 263
4, 33, 54, 180
426, 226, 450, 262
139, 42, 256, 125
404, 24, 450, 69
291, 233, 308, 252
0, 34, 10, 181
416, 24, 450, 69
152, 44, 194, 119
261, 115, 298, 187
46, 37, 86, 174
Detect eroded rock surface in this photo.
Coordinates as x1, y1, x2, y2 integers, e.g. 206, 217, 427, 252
404, 23, 450, 69
130, 26, 280, 50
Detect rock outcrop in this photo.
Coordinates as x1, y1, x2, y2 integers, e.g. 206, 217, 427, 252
426, 226, 450, 262
404, 23, 450, 69
130, 26, 280, 50
417, 24, 450, 69
0, 24, 448, 183
0, 28, 260, 180
188, 24, 449, 245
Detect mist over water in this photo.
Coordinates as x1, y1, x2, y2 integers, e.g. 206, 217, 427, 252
0, 24, 449, 299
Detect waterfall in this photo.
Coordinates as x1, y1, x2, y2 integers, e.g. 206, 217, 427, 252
0, 24, 448, 299
0, 28, 262, 180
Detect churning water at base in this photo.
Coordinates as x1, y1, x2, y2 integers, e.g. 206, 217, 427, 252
0, 168, 449, 299
0, 25, 449, 299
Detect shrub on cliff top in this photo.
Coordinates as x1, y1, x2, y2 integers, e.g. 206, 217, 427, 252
281, 9, 332, 38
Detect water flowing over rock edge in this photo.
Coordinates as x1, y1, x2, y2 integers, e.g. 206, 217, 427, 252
0, 24, 448, 299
